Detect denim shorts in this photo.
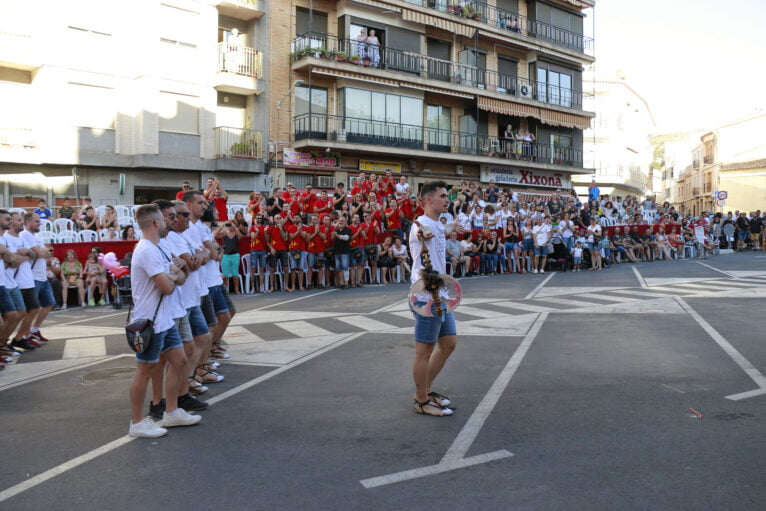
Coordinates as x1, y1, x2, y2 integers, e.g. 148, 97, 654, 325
351, 249, 365, 266
174, 314, 193, 343
289, 251, 307, 271
737, 230, 748, 241
522, 239, 535, 251
21, 287, 40, 311
504, 242, 518, 252
250, 250, 267, 270
208, 285, 229, 315
574, 257, 582, 264
411, 306, 457, 344
187, 306, 209, 337
221, 284, 235, 314
8, 287, 25, 311
35, 279, 56, 308
534, 245, 549, 256
200, 294, 217, 326
306, 252, 317, 268
135, 325, 183, 364
0, 286, 14, 315
334, 253, 350, 271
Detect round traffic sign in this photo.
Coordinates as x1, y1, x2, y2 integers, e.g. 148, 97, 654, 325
716, 199, 726, 207
718, 191, 728, 200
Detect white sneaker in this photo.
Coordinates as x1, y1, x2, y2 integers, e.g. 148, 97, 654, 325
161, 408, 202, 428
129, 417, 167, 438
532, 269, 538, 274
540, 269, 545, 273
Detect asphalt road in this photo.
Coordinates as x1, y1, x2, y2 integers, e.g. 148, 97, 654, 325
1, 252, 765, 510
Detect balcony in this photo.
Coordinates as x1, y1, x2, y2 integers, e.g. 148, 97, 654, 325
0, 31, 43, 71
402, 0, 594, 56
214, 127, 263, 160
213, 0, 265, 21
214, 42, 263, 95
292, 34, 583, 110
293, 113, 582, 169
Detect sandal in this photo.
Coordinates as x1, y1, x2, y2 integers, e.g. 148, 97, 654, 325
414, 398, 453, 417
428, 391, 455, 409
195, 366, 224, 383
188, 378, 208, 395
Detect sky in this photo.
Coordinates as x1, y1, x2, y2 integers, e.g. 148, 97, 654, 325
589, 0, 766, 134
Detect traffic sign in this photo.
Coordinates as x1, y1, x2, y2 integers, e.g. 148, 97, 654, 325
717, 191, 728, 200
716, 199, 726, 207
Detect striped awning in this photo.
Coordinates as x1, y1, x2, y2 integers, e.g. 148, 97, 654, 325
311, 67, 400, 87
401, 83, 474, 99
477, 97, 541, 118
350, 0, 401, 11
538, 109, 591, 130
402, 9, 476, 38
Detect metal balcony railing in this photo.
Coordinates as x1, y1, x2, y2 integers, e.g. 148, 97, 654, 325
214, 127, 263, 159
293, 113, 582, 168
292, 34, 582, 109
216, 42, 263, 78
402, 0, 594, 55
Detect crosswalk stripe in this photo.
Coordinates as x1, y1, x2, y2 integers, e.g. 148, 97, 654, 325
62, 337, 107, 359
715, 280, 762, 287
576, 293, 638, 303
454, 306, 509, 319
642, 286, 697, 294
337, 315, 399, 332
540, 297, 607, 308
276, 320, 333, 338
670, 282, 725, 291
610, 289, 680, 299
492, 301, 552, 313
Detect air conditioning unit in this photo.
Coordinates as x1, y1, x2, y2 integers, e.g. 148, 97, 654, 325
518, 84, 532, 99
455, 165, 464, 175
315, 176, 336, 188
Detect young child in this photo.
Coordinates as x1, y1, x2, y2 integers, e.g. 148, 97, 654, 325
572, 240, 583, 271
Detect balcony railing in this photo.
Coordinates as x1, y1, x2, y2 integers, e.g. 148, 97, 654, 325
293, 113, 582, 168
216, 42, 262, 78
402, 0, 594, 55
214, 127, 263, 159
292, 34, 582, 109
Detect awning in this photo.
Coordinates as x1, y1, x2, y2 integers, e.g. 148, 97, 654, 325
402, 9, 475, 38
350, 0, 401, 11
311, 67, 400, 87
401, 83, 474, 99
478, 97, 541, 118
538, 109, 591, 130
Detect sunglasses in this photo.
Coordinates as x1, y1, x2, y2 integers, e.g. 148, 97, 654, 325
178, 212, 190, 218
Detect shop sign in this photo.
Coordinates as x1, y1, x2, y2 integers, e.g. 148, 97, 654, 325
480, 164, 570, 189
359, 160, 401, 173
283, 148, 340, 168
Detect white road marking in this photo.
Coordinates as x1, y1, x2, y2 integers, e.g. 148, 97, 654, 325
454, 306, 509, 319
610, 289, 682, 299
576, 293, 637, 303
253, 289, 337, 311
0, 355, 130, 392
661, 383, 686, 394
276, 320, 332, 338
336, 315, 399, 332
524, 272, 555, 300
0, 333, 365, 504
542, 297, 607, 308
632, 266, 647, 288
58, 311, 126, 327
695, 261, 738, 278
675, 297, 766, 401
492, 301, 552, 313
61, 337, 107, 359
221, 325, 266, 344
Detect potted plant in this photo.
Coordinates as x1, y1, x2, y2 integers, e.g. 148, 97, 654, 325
362, 56, 372, 67
473, 12, 481, 21
229, 142, 253, 157
334, 51, 347, 63
318, 48, 330, 59
447, 5, 455, 14
462, 5, 471, 17
350, 54, 361, 65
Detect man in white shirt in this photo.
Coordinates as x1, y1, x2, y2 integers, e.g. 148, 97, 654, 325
128, 204, 200, 438
20, 213, 55, 344
0, 210, 23, 361
408, 180, 464, 417
532, 216, 552, 273
5, 212, 39, 351
395, 175, 411, 199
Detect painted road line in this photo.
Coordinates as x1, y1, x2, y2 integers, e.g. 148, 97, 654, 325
0, 333, 365, 504
61, 337, 107, 359
695, 261, 738, 278
632, 266, 647, 288
610, 289, 686, 299
276, 320, 333, 338
523, 272, 555, 300
254, 289, 337, 311
336, 315, 399, 332
576, 293, 638, 303
675, 297, 766, 401
492, 301, 553, 313
641, 286, 698, 294
541, 297, 607, 308
454, 306, 509, 319
58, 311, 126, 327
0, 355, 130, 393
703, 280, 760, 288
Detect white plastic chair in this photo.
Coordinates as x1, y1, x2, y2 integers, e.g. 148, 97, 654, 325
228, 204, 246, 218
240, 254, 253, 293
36, 231, 58, 244
79, 229, 98, 242
117, 216, 134, 227
98, 229, 109, 240
39, 218, 54, 232
95, 205, 107, 218
114, 205, 131, 218
53, 218, 76, 233
57, 231, 79, 243
8, 208, 27, 216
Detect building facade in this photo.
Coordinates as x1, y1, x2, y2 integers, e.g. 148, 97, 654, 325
269, 0, 596, 196
0, 0, 269, 208
574, 73, 654, 202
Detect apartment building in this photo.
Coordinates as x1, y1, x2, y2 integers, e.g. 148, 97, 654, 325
269, 0, 595, 195
575, 73, 654, 202
0, 0, 268, 208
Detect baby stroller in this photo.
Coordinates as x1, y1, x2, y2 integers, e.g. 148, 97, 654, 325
547, 237, 570, 272
109, 252, 133, 309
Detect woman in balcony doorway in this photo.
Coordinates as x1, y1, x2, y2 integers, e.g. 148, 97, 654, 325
356, 28, 368, 61
366, 29, 380, 68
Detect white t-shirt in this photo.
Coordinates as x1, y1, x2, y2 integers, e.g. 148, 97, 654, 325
181, 222, 209, 297
395, 182, 411, 197
408, 215, 446, 284
559, 220, 574, 239
20, 229, 46, 281
159, 237, 186, 319
4, 232, 34, 289
167, 231, 200, 310
470, 211, 484, 228
192, 220, 224, 289
533, 224, 551, 246
572, 247, 583, 258
587, 224, 602, 242
130, 239, 176, 334
457, 212, 472, 230
0, 236, 11, 289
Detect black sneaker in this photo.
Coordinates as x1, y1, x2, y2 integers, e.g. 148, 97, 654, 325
178, 393, 208, 412
149, 398, 166, 421
11, 337, 38, 351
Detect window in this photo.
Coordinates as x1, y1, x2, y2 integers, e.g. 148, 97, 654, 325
534, 3, 584, 48
340, 87, 423, 148
296, 8, 328, 36
536, 68, 573, 107
294, 85, 327, 139
426, 105, 451, 152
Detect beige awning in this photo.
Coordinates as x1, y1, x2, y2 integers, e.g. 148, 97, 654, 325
350, 0, 401, 11
402, 9, 476, 38
401, 83, 474, 99
477, 97, 541, 118
538, 109, 591, 130
311, 67, 400, 87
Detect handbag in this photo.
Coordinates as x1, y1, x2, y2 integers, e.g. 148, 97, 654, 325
125, 295, 163, 354
365, 243, 378, 256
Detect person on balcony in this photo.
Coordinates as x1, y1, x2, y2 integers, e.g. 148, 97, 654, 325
225, 28, 243, 73
366, 29, 380, 68
356, 28, 368, 61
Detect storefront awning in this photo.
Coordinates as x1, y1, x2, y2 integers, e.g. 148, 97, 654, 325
538, 109, 592, 130
401, 83, 474, 99
477, 97, 541, 118
311, 67, 400, 87
350, 0, 401, 11
402, 9, 476, 38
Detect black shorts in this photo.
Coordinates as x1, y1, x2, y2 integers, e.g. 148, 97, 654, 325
21, 287, 40, 311
220, 284, 235, 314
200, 294, 217, 327
268, 250, 289, 270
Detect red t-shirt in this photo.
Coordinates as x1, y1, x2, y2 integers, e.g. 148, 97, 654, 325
360, 221, 377, 246
248, 200, 261, 216
350, 224, 364, 248
399, 199, 413, 220
268, 225, 287, 251
213, 197, 228, 221
301, 193, 315, 213
249, 224, 267, 251
385, 207, 402, 229
303, 225, 322, 254
381, 178, 395, 196
313, 198, 333, 216
175, 190, 185, 200
286, 224, 304, 252
319, 224, 334, 252
281, 191, 292, 201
